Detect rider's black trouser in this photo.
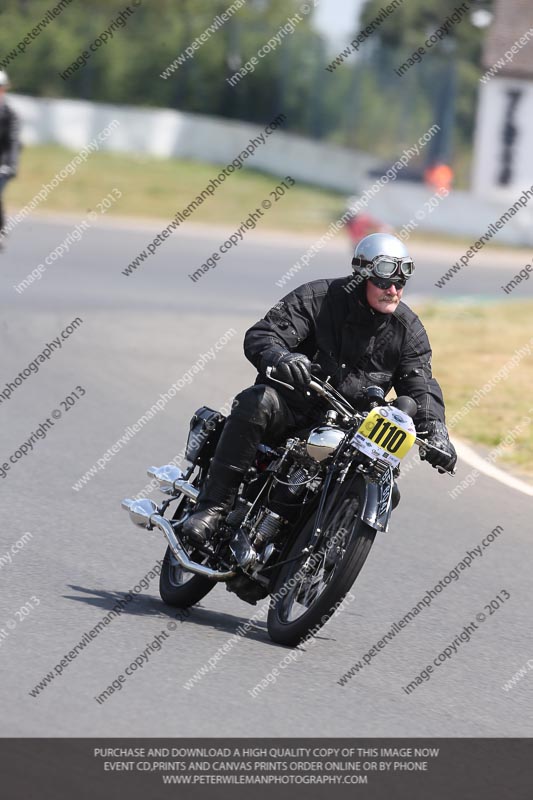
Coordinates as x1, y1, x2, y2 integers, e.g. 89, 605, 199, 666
212, 384, 314, 472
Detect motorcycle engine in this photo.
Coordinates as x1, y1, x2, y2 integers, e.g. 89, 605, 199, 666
224, 438, 324, 605
267, 441, 321, 517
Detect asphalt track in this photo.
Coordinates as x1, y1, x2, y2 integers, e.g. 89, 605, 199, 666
0, 214, 532, 736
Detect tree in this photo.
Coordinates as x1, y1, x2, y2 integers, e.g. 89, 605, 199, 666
354, 0, 493, 168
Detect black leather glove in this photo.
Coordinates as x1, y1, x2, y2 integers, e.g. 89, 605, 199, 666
420, 420, 457, 473
273, 352, 312, 388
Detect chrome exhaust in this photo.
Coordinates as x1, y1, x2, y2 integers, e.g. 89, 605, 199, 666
121, 498, 236, 581
147, 465, 199, 501
174, 479, 199, 502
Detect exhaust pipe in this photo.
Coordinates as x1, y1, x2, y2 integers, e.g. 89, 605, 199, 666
174, 479, 199, 502
147, 465, 200, 501
121, 498, 236, 581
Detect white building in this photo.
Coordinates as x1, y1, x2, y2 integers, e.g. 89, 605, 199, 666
472, 0, 533, 200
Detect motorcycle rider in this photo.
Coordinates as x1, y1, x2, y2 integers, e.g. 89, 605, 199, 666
0, 70, 20, 249
183, 233, 457, 545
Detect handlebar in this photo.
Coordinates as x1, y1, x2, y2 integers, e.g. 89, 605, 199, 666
265, 365, 357, 420
264, 365, 456, 475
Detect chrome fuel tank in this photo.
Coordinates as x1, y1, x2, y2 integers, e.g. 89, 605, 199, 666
306, 426, 345, 462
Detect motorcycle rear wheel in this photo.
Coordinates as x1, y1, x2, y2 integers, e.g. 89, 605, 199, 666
159, 545, 215, 608
267, 479, 376, 646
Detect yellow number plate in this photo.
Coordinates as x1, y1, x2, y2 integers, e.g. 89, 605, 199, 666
352, 406, 416, 466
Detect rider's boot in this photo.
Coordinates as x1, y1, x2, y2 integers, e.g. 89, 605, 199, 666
182, 415, 264, 545
181, 457, 245, 546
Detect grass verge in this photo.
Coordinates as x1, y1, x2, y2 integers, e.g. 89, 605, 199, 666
6, 144, 347, 233
414, 300, 533, 479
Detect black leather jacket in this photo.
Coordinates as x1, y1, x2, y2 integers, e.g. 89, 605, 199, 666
0, 102, 20, 173
244, 277, 446, 427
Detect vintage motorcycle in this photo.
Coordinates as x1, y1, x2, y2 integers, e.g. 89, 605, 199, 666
122, 368, 454, 646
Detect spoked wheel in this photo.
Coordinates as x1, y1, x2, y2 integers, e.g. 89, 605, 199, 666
267, 479, 376, 646
159, 544, 215, 608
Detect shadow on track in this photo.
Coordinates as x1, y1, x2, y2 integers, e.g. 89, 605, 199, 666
63, 583, 332, 648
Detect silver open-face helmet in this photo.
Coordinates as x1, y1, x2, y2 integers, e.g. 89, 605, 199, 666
352, 233, 415, 288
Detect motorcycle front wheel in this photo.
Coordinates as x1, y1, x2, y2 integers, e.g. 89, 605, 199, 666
267, 479, 376, 646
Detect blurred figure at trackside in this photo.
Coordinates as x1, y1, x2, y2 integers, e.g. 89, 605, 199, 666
0, 70, 21, 251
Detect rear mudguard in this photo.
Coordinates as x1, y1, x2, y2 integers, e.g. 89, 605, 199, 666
359, 467, 394, 533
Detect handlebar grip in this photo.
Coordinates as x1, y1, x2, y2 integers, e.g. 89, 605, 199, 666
307, 379, 325, 395
416, 438, 456, 476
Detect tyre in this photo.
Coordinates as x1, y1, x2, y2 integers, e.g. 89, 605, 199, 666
159, 471, 215, 608
159, 545, 215, 608
267, 479, 376, 646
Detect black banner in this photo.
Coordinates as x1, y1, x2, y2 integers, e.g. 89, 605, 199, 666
1, 738, 531, 799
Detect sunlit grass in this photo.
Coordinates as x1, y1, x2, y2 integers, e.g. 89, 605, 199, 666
414, 300, 533, 478
6, 144, 347, 233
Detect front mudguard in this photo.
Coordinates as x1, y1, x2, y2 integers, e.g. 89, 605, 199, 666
359, 467, 394, 533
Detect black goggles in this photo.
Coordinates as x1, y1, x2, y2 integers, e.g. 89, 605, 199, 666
352, 254, 415, 281
369, 276, 406, 290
